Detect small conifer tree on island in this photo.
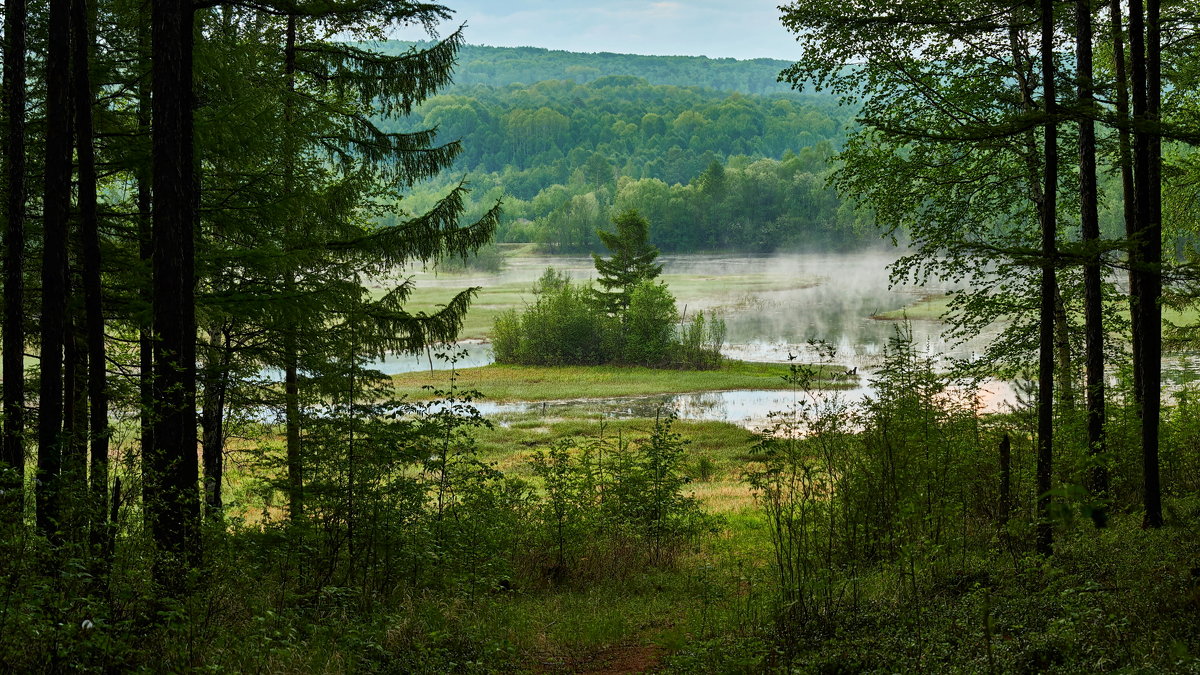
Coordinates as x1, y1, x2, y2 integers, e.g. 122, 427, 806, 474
493, 208, 724, 368
592, 209, 664, 316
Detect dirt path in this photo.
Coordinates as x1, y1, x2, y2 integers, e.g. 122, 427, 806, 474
538, 644, 665, 674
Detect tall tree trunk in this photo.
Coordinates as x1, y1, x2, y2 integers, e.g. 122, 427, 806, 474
72, 0, 109, 544
62, 304, 88, 538
1109, 0, 1141, 409
37, 0, 74, 541
1, 0, 28, 519
1128, 0, 1163, 528
1141, 0, 1163, 528
136, 5, 154, 500
1078, 0, 1109, 528
1036, 0, 1058, 557
1054, 288, 1074, 410
283, 15, 304, 520
200, 324, 231, 518
148, 0, 200, 588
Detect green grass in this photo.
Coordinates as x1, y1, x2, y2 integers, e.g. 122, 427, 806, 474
393, 360, 854, 402
472, 417, 763, 513
1164, 305, 1200, 326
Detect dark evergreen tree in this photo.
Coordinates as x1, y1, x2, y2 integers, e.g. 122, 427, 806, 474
147, 0, 200, 587
183, 6, 496, 519
72, 0, 110, 543
1035, 0, 1058, 556
1, 0, 28, 518
1077, 0, 1108, 528
592, 209, 663, 316
1134, 0, 1164, 529
37, 0, 74, 540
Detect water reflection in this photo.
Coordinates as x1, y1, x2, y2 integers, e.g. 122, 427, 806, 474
465, 378, 1019, 431
371, 341, 495, 375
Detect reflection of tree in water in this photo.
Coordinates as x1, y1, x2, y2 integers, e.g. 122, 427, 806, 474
670, 392, 727, 417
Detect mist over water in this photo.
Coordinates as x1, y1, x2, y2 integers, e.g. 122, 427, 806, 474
379, 250, 1000, 375
366, 250, 1028, 427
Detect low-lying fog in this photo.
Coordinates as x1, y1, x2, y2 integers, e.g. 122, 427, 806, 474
377, 249, 1000, 374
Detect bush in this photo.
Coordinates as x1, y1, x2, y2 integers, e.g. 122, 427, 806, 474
492, 267, 725, 369
676, 311, 726, 369
524, 416, 712, 584
623, 281, 678, 365
492, 268, 614, 365
435, 242, 504, 273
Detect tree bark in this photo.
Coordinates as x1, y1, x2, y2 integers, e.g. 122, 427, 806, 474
1036, 0, 1058, 557
148, 0, 200, 588
1109, 0, 1141, 409
1128, 0, 1164, 529
200, 325, 231, 518
1, 0, 28, 518
72, 0, 109, 543
136, 3, 154, 507
1078, 0, 1108, 528
1141, 0, 1163, 528
37, 0, 74, 541
1054, 288, 1074, 410
62, 306, 88, 537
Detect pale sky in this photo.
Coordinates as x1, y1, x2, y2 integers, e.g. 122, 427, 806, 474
394, 1, 802, 61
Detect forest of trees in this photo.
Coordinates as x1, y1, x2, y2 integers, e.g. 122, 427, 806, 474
0, 0, 509, 665
383, 72, 867, 252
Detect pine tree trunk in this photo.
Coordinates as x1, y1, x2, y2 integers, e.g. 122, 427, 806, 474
136, 5, 154, 502
37, 0, 74, 541
149, 0, 200, 587
200, 325, 230, 518
1128, 0, 1163, 528
1054, 288, 1074, 410
1141, 0, 1163, 528
1, 0, 28, 518
72, 0, 109, 544
1036, 0, 1058, 557
63, 305, 89, 539
1109, 0, 1141, 409
1078, 0, 1108, 528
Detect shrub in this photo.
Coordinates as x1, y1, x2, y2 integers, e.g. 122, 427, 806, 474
676, 310, 726, 369
623, 280, 678, 365
491, 267, 614, 365
524, 416, 712, 584
492, 267, 726, 369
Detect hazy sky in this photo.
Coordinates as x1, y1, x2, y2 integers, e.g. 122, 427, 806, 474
394, 1, 801, 61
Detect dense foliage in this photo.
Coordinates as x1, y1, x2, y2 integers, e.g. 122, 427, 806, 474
492, 268, 725, 369
384, 75, 867, 251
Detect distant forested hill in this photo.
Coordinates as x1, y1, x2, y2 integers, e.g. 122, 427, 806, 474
382, 77, 848, 194
376, 41, 807, 96
369, 44, 870, 253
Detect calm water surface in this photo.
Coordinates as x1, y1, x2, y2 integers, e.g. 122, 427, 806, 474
370, 251, 1026, 427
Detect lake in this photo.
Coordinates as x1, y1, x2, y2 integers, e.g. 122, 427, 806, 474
369, 250, 1024, 427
